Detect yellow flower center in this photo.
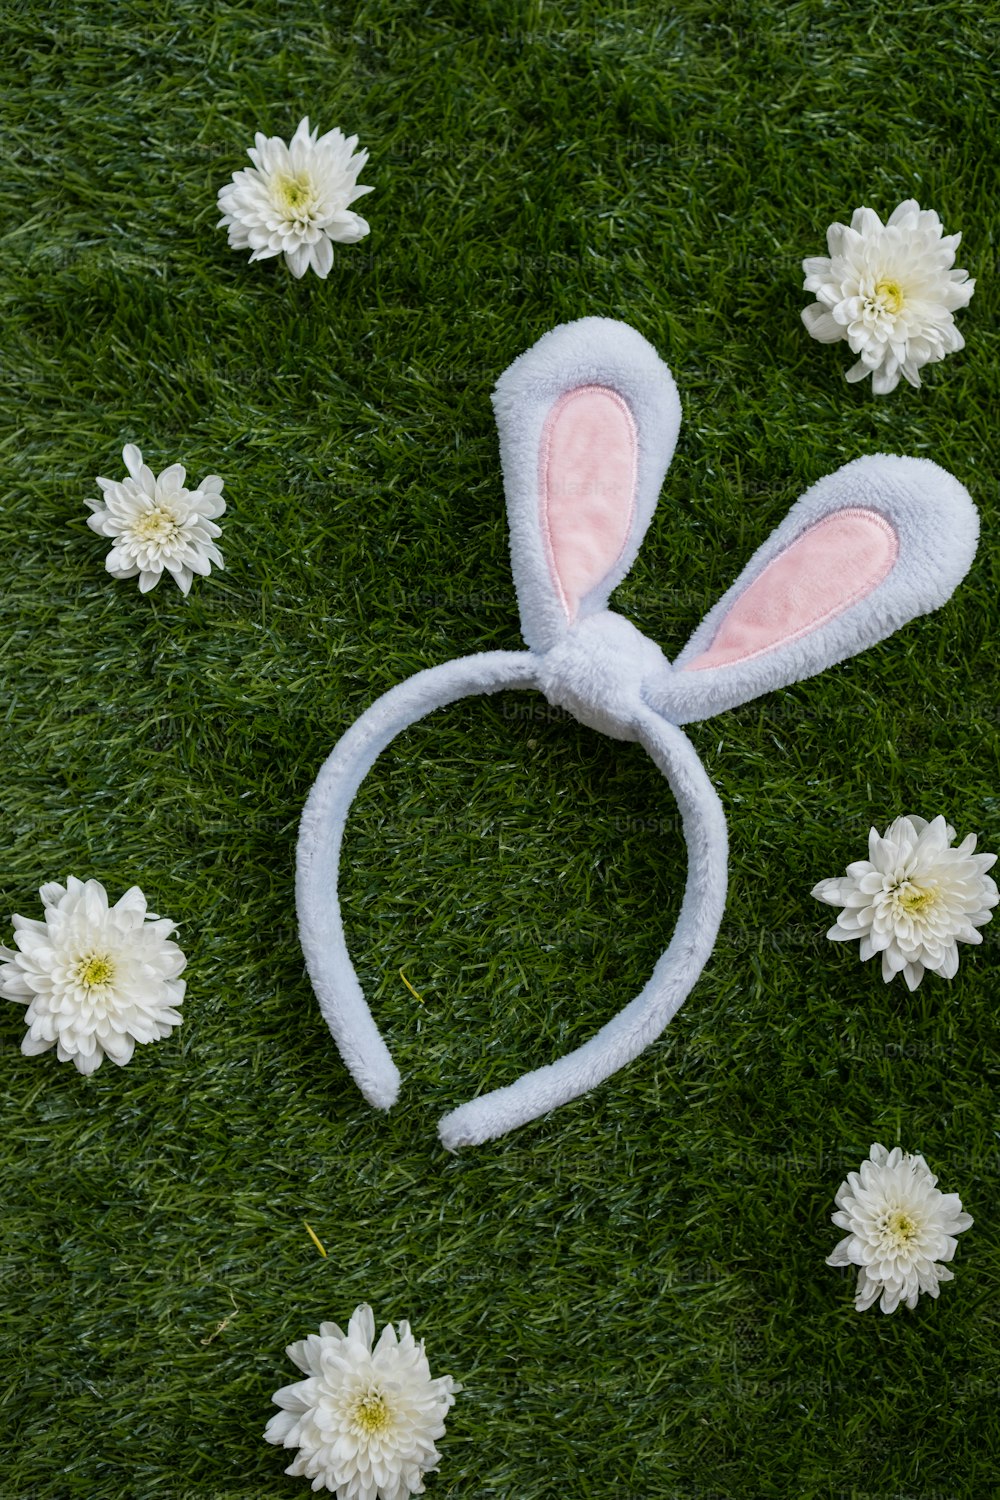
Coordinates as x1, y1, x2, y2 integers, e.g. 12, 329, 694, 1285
353, 1389, 390, 1437
75, 954, 115, 988
882, 1207, 919, 1250
132, 505, 182, 545
894, 880, 936, 915
874, 277, 904, 315
276, 172, 315, 218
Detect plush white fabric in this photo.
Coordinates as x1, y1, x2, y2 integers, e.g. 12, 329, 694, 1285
492, 317, 681, 654
653, 453, 979, 724
438, 704, 727, 1151
297, 652, 537, 1113
296, 317, 979, 1149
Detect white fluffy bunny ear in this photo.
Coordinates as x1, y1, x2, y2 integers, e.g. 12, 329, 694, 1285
657, 454, 979, 724
491, 317, 681, 654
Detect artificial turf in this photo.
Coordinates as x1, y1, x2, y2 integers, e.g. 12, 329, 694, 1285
2, 1, 999, 1496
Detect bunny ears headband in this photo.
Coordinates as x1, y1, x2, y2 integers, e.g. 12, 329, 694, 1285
296, 317, 979, 1151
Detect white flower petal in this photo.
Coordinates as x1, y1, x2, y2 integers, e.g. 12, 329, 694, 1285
157, 463, 187, 493
21, 1032, 55, 1056
887, 198, 921, 226
73, 1046, 104, 1075
284, 242, 311, 278
312, 233, 334, 278
854, 204, 882, 232
122, 444, 144, 477
902, 960, 924, 991
871, 363, 901, 395
844, 358, 872, 383
801, 304, 845, 343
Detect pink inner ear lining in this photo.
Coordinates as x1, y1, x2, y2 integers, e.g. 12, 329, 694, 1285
682, 508, 900, 671
539, 384, 638, 623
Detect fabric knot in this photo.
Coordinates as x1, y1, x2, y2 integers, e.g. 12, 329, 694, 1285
535, 611, 670, 741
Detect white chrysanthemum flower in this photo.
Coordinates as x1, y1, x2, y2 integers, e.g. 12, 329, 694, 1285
827, 1143, 972, 1313
0, 877, 186, 1074
217, 116, 373, 279
265, 1304, 460, 1499
813, 815, 997, 990
86, 445, 225, 595
801, 200, 974, 393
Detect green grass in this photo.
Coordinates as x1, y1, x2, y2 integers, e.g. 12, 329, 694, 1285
2, 1, 999, 1495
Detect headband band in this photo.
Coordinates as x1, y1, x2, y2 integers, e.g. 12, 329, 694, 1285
297, 317, 978, 1149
